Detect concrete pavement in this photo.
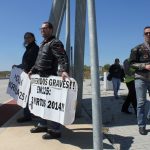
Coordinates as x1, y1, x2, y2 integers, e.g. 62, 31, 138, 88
0, 79, 114, 150
2, 79, 150, 149
82, 79, 150, 150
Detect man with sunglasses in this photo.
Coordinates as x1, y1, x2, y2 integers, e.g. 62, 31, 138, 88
28, 22, 69, 139
129, 26, 150, 135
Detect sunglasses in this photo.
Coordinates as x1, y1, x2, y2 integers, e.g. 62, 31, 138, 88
40, 27, 49, 30
144, 32, 150, 36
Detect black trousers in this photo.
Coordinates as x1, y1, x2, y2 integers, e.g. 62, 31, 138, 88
122, 80, 137, 112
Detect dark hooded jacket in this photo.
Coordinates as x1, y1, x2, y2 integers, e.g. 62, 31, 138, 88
21, 42, 39, 73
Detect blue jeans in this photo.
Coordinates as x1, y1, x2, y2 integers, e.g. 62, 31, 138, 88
112, 77, 121, 97
37, 118, 61, 131
135, 79, 150, 127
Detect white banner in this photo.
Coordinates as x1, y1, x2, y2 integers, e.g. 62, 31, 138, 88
28, 75, 78, 125
7, 67, 31, 108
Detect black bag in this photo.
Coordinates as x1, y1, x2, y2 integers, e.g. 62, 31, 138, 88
107, 73, 112, 81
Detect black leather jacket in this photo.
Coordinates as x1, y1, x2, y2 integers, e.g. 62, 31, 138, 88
31, 37, 69, 77
19, 42, 39, 73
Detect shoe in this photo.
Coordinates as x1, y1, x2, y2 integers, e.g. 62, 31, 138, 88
42, 130, 61, 139
139, 127, 147, 135
30, 126, 47, 133
121, 110, 132, 114
17, 116, 32, 123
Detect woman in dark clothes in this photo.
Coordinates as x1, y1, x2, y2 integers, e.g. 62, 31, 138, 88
13, 32, 39, 123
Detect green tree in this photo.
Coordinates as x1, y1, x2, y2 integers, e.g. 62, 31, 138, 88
83, 65, 91, 79
103, 64, 110, 72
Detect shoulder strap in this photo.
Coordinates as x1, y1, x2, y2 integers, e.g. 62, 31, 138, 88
136, 48, 140, 62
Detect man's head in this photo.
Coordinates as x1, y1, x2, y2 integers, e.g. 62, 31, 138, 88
115, 58, 120, 64
144, 26, 150, 44
40, 22, 53, 39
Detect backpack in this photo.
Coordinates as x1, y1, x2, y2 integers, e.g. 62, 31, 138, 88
123, 58, 135, 76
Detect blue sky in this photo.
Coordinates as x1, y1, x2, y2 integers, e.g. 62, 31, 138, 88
0, 0, 150, 71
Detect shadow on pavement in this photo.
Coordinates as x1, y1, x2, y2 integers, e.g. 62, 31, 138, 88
106, 133, 134, 150
60, 126, 114, 149
0, 101, 21, 126
82, 97, 150, 127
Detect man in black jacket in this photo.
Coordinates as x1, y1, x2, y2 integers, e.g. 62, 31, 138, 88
29, 22, 69, 139
109, 58, 125, 99
13, 32, 39, 123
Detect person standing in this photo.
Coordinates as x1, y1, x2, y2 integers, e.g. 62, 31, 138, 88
129, 26, 150, 135
13, 32, 39, 123
121, 58, 137, 114
109, 58, 125, 99
29, 22, 69, 139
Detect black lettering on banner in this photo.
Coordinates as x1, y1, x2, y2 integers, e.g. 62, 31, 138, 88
14, 74, 23, 85
18, 91, 25, 100
8, 81, 26, 100
32, 78, 48, 86
58, 80, 63, 87
70, 81, 75, 89
33, 97, 46, 107
65, 81, 69, 88
53, 79, 56, 86
63, 81, 66, 88
51, 101, 55, 109
16, 89, 19, 95
48, 79, 75, 89
49, 79, 52, 86
8, 81, 17, 93
47, 100, 51, 108
37, 86, 51, 95
47, 100, 64, 112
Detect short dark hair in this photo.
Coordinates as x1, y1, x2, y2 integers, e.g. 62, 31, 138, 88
24, 32, 35, 41
144, 26, 150, 31
115, 58, 120, 63
42, 21, 53, 29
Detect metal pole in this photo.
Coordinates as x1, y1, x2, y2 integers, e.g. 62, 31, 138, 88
70, 46, 74, 76
48, 0, 66, 35
87, 0, 103, 150
74, 0, 86, 117
66, 0, 70, 59
56, 0, 66, 38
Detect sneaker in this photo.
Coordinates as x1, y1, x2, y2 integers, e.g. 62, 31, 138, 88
139, 127, 147, 135
17, 116, 32, 123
